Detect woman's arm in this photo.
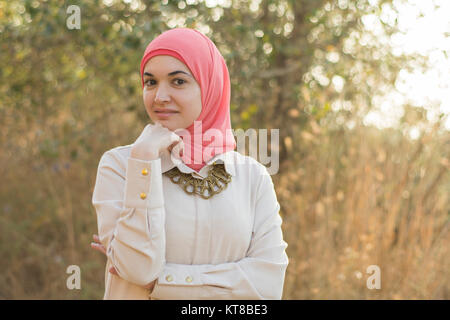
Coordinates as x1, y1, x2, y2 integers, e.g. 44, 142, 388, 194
92, 149, 166, 287
148, 166, 289, 300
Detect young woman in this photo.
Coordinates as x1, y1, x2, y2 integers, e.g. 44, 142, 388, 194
91, 27, 288, 300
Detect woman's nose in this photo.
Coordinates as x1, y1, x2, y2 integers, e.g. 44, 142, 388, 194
154, 86, 170, 104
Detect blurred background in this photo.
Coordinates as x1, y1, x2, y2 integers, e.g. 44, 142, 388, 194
0, 0, 448, 299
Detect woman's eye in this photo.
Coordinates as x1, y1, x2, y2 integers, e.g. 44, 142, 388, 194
144, 79, 185, 86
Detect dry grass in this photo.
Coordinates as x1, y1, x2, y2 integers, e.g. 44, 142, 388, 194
278, 121, 449, 299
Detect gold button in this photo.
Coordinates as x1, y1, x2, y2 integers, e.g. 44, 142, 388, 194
165, 275, 173, 282
140, 192, 147, 199
185, 276, 193, 283
141, 168, 148, 176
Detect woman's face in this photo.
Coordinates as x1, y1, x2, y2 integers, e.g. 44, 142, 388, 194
142, 55, 202, 131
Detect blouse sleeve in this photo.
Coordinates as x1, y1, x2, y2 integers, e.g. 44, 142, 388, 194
92, 150, 166, 287
149, 166, 289, 300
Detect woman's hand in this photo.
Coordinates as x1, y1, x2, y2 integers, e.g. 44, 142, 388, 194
90, 235, 119, 276
130, 122, 184, 161
90, 234, 156, 291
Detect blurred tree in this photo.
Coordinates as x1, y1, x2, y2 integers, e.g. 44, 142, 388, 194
0, 0, 428, 169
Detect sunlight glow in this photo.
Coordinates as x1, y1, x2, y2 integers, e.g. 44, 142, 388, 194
363, 0, 450, 131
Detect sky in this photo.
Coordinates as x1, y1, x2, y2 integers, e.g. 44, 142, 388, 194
362, 0, 450, 134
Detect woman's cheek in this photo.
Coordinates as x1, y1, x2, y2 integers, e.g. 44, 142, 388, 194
143, 91, 153, 107
142, 94, 154, 118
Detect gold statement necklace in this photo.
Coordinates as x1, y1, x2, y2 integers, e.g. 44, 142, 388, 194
163, 163, 232, 199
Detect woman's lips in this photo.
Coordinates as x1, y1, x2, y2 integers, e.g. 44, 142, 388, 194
155, 111, 179, 119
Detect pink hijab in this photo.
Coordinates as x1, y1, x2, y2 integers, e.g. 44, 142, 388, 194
140, 28, 236, 172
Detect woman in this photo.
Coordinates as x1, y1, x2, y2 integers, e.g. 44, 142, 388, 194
91, 27, 288, 300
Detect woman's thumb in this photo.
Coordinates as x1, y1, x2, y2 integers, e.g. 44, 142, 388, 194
170, 140, 184, 159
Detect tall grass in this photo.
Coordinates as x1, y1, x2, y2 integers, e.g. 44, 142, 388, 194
279, 120, 449, 299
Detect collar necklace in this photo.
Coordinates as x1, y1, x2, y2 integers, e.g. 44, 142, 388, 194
163, 163, 232, 199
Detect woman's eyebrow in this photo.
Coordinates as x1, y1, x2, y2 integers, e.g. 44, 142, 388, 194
144, 71, 192, 77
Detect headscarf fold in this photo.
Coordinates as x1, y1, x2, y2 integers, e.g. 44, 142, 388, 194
140, 28, 236, 172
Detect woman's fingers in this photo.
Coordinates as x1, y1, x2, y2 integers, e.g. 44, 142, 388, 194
90, 234, 119, 276
168, 139, 183, 153
90, 242, 106, 255
109, 267, 119, 275
91, 234, 106, 254
170, 140, 184, 159
93, 248, 143, 285
90, 241, 106, 255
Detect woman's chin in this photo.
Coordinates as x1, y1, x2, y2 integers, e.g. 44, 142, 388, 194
155, 119, 177, 131
151, 117, 189, 131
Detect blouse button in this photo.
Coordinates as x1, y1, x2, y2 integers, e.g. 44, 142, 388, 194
140, 192, 147, 200
165, 275, 173, 282
185, 276, 193, 283
141, 168, 148, 176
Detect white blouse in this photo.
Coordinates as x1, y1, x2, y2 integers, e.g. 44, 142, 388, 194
92, 144, 289, 300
